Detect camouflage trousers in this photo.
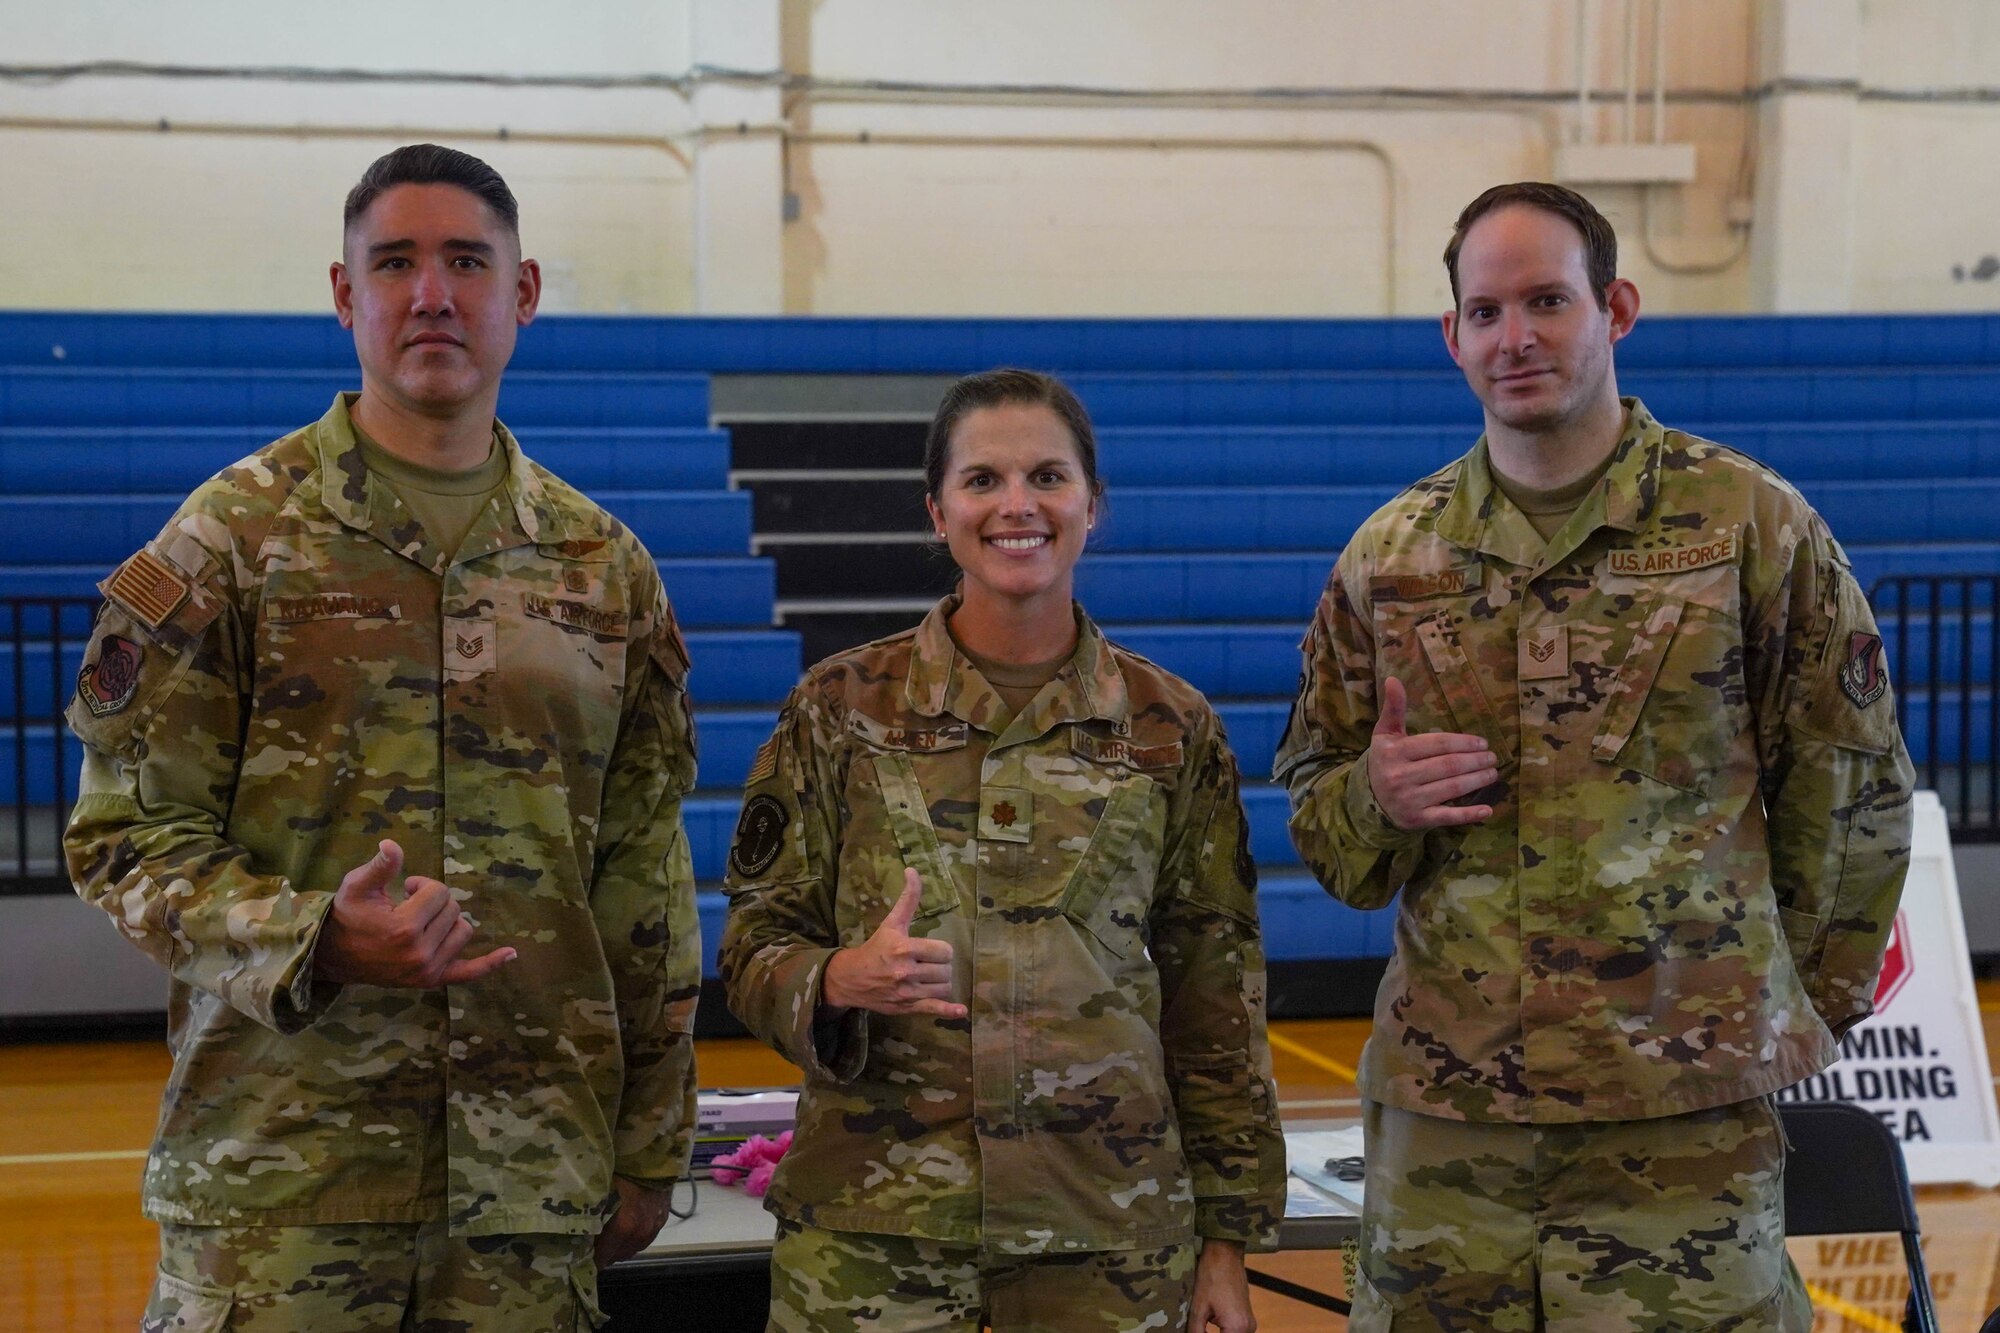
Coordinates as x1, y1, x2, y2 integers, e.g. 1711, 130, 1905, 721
1349, 1097, 1813, 1332
141, 1220, 604, 1332
766, 1219, 1197, 1332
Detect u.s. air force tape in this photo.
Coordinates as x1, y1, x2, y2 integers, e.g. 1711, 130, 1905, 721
730, 794, 788, 879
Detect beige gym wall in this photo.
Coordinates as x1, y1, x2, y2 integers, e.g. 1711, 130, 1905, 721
0, 0, 1993, 316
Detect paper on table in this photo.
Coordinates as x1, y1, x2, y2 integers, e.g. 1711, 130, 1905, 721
1287, 1126, 1367, 1213
1285, 1175, 1355, 1218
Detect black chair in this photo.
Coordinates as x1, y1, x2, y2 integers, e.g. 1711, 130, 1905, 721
1780, 1100, 1940, 1333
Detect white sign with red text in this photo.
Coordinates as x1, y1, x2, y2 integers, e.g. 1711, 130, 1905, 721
1771, 792, 2000, 1186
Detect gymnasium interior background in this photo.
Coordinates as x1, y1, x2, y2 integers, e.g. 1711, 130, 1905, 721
3, 1, 1998, 1328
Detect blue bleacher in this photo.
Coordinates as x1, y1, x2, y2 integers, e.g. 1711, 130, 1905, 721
0, 427, 730, 494
0, 368, 711, 429
11, 310, 2000, 373
1069, 367, 2000, 429
4, 310, 1997, 984
0, 491, 751, 565
1098, 420, 2000, 487
0, 555, 777, 627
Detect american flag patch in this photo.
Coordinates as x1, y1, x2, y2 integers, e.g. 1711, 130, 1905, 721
106, 550, 190, 629
745, 736, 778, 786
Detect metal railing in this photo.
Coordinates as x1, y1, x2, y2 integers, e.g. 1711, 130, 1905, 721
1872, 575, 1999, 842
3, 578, 1996, 893
2, 598, 96, 892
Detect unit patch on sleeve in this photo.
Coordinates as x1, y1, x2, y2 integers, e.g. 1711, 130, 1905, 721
105, 549, 191, 630
1838, 632, 1888, 708
730, 794, 789, 879
76, 635, 144, 717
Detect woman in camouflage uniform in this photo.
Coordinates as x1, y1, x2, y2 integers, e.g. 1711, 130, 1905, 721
720, 369, 1286, 1332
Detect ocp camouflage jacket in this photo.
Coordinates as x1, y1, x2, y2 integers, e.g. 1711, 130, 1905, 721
1274, 398, 1915, 1124
63, 395, 701, 1234
719, 597, 1286, 1253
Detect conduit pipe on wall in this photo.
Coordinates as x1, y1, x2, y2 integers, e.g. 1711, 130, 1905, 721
1653, 0, 1669, 143
0, 114, 1403, 314
1624, 0, 1640, 143
0, 114, 701, 172
785, 128, 1399, 314
1574, 0, 1594, 143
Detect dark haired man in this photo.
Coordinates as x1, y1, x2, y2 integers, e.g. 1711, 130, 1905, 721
1276, 182, 1914, 1329
65, 143, 701, 1328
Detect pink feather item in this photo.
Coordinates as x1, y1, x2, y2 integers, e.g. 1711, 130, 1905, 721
710, 1130, 793, 1196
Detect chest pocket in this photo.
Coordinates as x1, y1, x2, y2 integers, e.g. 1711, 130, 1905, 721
1412, 611, 1499, 743
1592, 572, 1746, 795
1055, 731, 1176, 959
1371, 576, 1502, 745
854, 716, 970, 923
518, 591, 631, 689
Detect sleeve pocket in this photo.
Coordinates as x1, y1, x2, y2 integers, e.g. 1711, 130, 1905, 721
1798, 570, 1902, 756
66, 592, 222, 764
1169, 1052, 1259, 1198
141, 1269, 234, 1333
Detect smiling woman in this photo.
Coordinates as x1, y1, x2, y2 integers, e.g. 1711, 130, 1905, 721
921, 370, 1103, 666
716, 368, 1287, 1333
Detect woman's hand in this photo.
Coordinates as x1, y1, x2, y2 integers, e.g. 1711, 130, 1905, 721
821, 869, 967, 1019
1189, 1239, 1256, 1333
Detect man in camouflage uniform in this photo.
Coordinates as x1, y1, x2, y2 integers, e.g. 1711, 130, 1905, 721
1274, 182, 1914, 1331
719, 594, 1286, 1330
63, 144, 700, 1331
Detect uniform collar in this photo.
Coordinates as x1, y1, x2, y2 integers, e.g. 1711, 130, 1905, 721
309, 393, 588, 571
1433, 396, 1664, 565
906, 594, 1130, 733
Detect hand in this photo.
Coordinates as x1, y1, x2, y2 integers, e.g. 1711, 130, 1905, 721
820, 869, 966, 1019
1190, 1239, 1256, 1333
594, 1175, 672, 1270
1366, 675, 1499, 831
315, 840, 517, 988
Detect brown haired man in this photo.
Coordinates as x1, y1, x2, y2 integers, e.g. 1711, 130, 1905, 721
65, 144, 701, 1329
1276, 182, 1914, 1330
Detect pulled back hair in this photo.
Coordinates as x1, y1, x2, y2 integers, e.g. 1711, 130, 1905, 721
922, 368, 1104, 503
1444, 181, 1617, 309
343, 143, 519, 237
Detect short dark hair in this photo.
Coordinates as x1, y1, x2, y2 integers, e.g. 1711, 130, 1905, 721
923, 369, 1104, 505
343, 144, 519, 238
1444, 181, 1616, 309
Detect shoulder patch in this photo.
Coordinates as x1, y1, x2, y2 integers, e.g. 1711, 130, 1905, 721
730, 794, 789, 879
76, 635, 144, 716
1838, 632, 1889, 709
105, 550, 191, 630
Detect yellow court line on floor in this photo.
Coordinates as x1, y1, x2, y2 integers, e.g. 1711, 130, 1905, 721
1803, 1280, 1903, 1333
0, 1149, 148, 1167
1267, 1028, 1360, 1084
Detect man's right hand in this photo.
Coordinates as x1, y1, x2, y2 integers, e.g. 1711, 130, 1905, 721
821, 869, 967, 1019
1367, 676, 1500, 830
316, 840, 517, 988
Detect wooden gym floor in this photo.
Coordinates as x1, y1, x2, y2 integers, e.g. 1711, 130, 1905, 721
5, 989, 1998, 1332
